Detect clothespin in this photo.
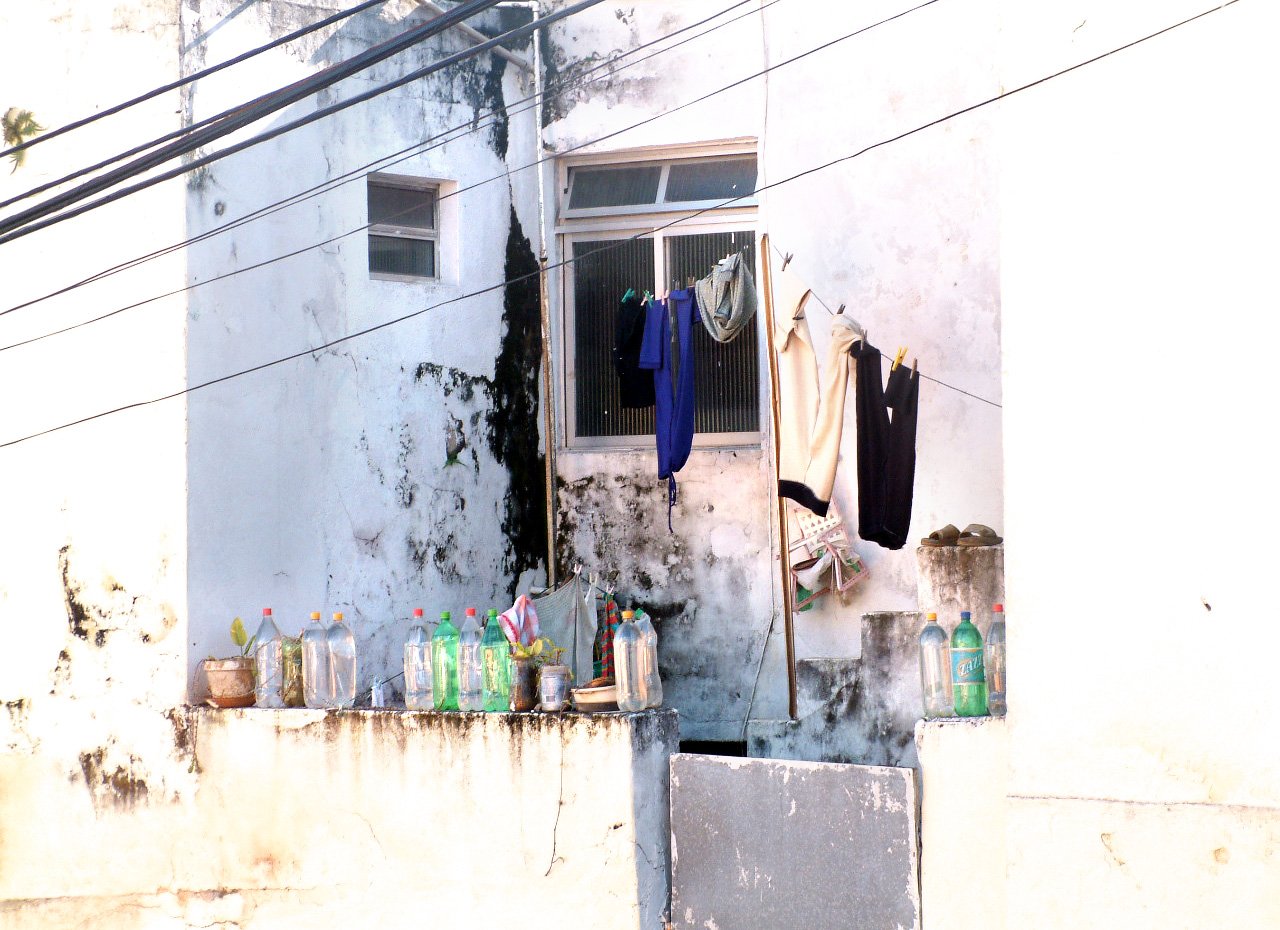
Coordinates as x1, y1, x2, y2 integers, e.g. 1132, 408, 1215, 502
836, 303, 846, 315
893, 346, 908, 370
781, 252, 794, 271
622, 287, 635, 302
912, 358, 918, 375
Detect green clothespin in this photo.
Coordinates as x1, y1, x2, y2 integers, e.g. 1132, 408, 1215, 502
623, 287, 635, 302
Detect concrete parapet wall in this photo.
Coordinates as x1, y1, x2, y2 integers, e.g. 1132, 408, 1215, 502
0, 708, 678, 929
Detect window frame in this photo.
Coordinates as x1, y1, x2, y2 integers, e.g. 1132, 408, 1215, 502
367, 172, 440, 283
558, 144, 759, 221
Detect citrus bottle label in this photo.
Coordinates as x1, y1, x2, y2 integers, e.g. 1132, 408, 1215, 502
951, 648, 985, 684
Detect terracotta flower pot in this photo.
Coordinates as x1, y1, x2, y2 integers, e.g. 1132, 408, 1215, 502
202, 656, 256, 708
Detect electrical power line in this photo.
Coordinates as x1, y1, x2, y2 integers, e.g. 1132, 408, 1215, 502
0, 0, 510, 237
0, 0, 1241, 449
767, 240, 1002, 408
0, 0, 389, 165
1, 0, 921, 350
0, 0, 777, 321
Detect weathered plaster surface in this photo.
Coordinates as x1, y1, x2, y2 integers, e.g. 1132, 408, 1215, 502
542, 0, 1002, 741
1, 709, 678, 928
670, 752, 921, 930
747, 612, 921, 768
182, 0, 550, 696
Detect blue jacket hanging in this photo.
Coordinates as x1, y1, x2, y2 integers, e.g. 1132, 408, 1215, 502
638, 288, 698, 530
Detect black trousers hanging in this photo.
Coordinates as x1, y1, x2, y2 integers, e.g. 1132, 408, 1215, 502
855, 341, 920, 550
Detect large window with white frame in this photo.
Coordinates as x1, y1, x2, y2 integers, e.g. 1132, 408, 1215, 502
559, 146, 761, 447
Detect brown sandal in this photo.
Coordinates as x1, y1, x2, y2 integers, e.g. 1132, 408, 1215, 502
956, 524, 1003, 547
920, 524, 960, 547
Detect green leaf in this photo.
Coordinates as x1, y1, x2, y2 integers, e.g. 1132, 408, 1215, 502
231, 617, 248, 649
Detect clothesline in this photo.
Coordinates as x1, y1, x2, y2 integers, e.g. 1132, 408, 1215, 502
766, 240, 1003, 409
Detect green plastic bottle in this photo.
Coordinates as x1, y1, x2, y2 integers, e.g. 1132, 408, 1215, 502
950, 610, 988, 716
481, 608, 511, 712
431, 611, 459, 711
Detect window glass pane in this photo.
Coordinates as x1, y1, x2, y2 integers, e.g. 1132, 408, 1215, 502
370, 235, 435, 277
568, 166, 662, 210
664, 158, 758, 203
665, 231, 759, 434
572, 237, 656, 438
368, 182, 435, 230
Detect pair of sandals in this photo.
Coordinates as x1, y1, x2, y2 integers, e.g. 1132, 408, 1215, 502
920, 523, 1003, 547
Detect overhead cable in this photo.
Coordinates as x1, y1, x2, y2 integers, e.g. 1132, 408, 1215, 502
0, 0, 508, 237
1, 0, 919, 349
0, 0, 391, 165
0, 0, 776, 321
0, 0, 1242, 450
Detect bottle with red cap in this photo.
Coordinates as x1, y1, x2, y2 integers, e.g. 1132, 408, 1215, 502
985, 604, 1007, 717
253, 607, 284, 708
403, 608, 433, 710
457, 607, 484, 712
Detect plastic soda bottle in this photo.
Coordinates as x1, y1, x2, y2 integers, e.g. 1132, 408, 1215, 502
481, 608, 511, 712
457, 608, 483, 711
986, 603, 1007, 717
950, 610, 988, 716
302, 612, 331, 708
918, 612, 952, 718
404, 608, 433, 710
633, 609, 663, 708
327, 612, 358, 709
615, 610, 648, 713
253, 607, 285, 708
431, 611, 460, 710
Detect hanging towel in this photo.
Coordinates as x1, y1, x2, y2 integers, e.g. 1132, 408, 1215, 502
613, 293, 655, 409
855, 341, 920, 550
797, 314, 863, 516
639, 289, 699, 530
695, 251, 758, 343
530, 574, 597, 685
774, 288, 822, 512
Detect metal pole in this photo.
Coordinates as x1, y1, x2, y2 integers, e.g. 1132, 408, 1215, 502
531, 2, 558, 588
759, 233, 798, 720
411, 0, 534, 72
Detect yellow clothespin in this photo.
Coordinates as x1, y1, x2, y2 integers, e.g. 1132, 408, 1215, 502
893, 346, 908, 370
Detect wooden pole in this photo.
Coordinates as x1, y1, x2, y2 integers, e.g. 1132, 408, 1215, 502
759, 233, 798, 720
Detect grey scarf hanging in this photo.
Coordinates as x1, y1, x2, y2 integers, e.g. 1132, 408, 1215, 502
694, 251, 758, 343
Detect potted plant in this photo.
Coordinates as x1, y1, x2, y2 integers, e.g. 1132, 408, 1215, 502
201, 617, 257, 708
509, 636, 548, 712
537, 641, 572, 712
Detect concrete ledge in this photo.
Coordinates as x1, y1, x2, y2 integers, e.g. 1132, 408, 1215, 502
915, 716, 1009, 930
0, 707, 679, 929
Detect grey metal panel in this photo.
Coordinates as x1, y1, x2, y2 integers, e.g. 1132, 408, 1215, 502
670, 753, 921, 930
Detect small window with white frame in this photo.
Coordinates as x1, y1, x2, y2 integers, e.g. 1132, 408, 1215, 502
558, 144, 761, 448
367, 173, 438, 280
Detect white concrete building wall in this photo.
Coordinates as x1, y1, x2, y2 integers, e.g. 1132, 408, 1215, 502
543, 0, 1002, 739
182, 1, 552, 692
0, 0, 191, 884
998, 0, 1280, 925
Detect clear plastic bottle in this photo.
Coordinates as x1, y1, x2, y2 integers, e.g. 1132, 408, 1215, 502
403, 608, 433, 710
328, 612, 358, 709
457, 607, 483, 712
431, 611, 460, 711
615, 610, 648, 713
985, 603, 1007, 717
918, 611, 952, 718
302, 611, 331, 709
481, 608, 511, 712
633, 609, 663, 708
253, 607, 285, 708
